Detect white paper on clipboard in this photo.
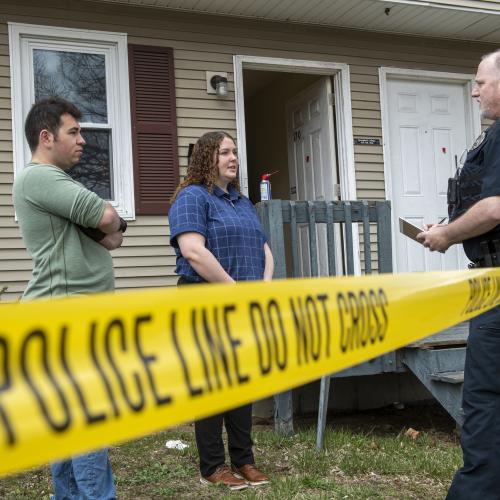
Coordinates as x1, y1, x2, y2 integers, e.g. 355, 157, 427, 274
399, 218, 423, 243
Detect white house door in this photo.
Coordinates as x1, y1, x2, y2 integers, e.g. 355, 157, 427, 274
387, 78, 470, 273
286, 77, 340, 277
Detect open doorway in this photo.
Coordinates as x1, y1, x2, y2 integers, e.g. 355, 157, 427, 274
234, 56, 356, 202
244, 70, 321, 203
234, 55, 359, 275
244, 71, 341, 277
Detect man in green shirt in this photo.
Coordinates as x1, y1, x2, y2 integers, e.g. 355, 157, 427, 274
13, 97, 124, 499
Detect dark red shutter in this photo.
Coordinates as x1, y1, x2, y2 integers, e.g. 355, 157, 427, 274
128, 45, 179, 214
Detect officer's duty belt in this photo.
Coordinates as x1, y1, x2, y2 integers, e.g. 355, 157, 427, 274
469, 257, 499, 268
469, 241, 500, 268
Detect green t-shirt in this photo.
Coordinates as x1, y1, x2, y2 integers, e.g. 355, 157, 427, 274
13, 162, 114, 299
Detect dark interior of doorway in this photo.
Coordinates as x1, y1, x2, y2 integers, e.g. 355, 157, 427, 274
243, 70, 321, 204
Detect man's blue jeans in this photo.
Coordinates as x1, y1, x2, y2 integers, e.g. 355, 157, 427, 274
51, 449, 116, 500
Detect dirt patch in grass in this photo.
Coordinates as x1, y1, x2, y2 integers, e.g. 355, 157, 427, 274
293, 402, 459, 442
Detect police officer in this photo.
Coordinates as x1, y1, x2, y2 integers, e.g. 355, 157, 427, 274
417, 49, 500, 499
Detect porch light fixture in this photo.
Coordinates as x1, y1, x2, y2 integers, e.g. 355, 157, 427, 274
211, 75, 228, 97
206, 71, 228, 97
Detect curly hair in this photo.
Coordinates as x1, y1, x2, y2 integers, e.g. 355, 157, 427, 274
171, 131, 241, 201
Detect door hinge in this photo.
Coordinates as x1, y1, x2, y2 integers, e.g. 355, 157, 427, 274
329, 93, 335, 106
333, 183, 341, 198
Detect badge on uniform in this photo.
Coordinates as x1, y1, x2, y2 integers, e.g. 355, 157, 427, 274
470, 130, 487, 150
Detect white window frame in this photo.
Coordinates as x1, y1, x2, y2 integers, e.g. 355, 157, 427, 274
9, 22, 135, 219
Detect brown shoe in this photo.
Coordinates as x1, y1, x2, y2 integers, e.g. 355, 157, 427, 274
232, 464, 269, 486
200, 464, 249, 490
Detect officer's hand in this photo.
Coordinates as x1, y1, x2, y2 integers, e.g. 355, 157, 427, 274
416, 225, 450, 252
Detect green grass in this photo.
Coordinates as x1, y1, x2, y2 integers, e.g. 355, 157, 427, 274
0, 410, 462, 499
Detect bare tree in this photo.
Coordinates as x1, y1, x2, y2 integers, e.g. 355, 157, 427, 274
34, 50, 112, 198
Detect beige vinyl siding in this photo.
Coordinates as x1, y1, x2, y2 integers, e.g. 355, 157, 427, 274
0, 0, 497, 300
0, 22, 19, 300
173, 51, 236, 179
350, 65, 385, 201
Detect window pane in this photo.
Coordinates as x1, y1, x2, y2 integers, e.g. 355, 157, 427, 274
67, 129, 113, 200
33, 49, 107, 123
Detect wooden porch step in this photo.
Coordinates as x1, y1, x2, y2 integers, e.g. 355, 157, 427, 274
430, 371, 464, 384
408, 322, 469, 349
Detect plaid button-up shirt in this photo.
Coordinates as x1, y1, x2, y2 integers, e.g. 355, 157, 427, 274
169, 184, 268, 282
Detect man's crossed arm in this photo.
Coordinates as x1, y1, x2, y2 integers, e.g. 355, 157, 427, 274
78, 202, 127, 250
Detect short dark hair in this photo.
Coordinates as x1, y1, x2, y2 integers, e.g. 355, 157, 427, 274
24, 97, 82, 152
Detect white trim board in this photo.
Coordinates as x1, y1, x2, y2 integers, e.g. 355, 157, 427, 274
233, 55, 360, 275
379, 66, 481, 272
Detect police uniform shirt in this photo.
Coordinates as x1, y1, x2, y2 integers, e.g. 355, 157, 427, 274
450, 119, 500, 262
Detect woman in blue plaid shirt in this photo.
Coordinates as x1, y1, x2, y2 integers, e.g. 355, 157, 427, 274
169, 131, 274, 491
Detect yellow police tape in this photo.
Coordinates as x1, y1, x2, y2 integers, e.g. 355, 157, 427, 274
1, 268, 500, 476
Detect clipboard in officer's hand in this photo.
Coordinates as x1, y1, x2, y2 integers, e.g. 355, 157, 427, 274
399, 217, 423, 243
